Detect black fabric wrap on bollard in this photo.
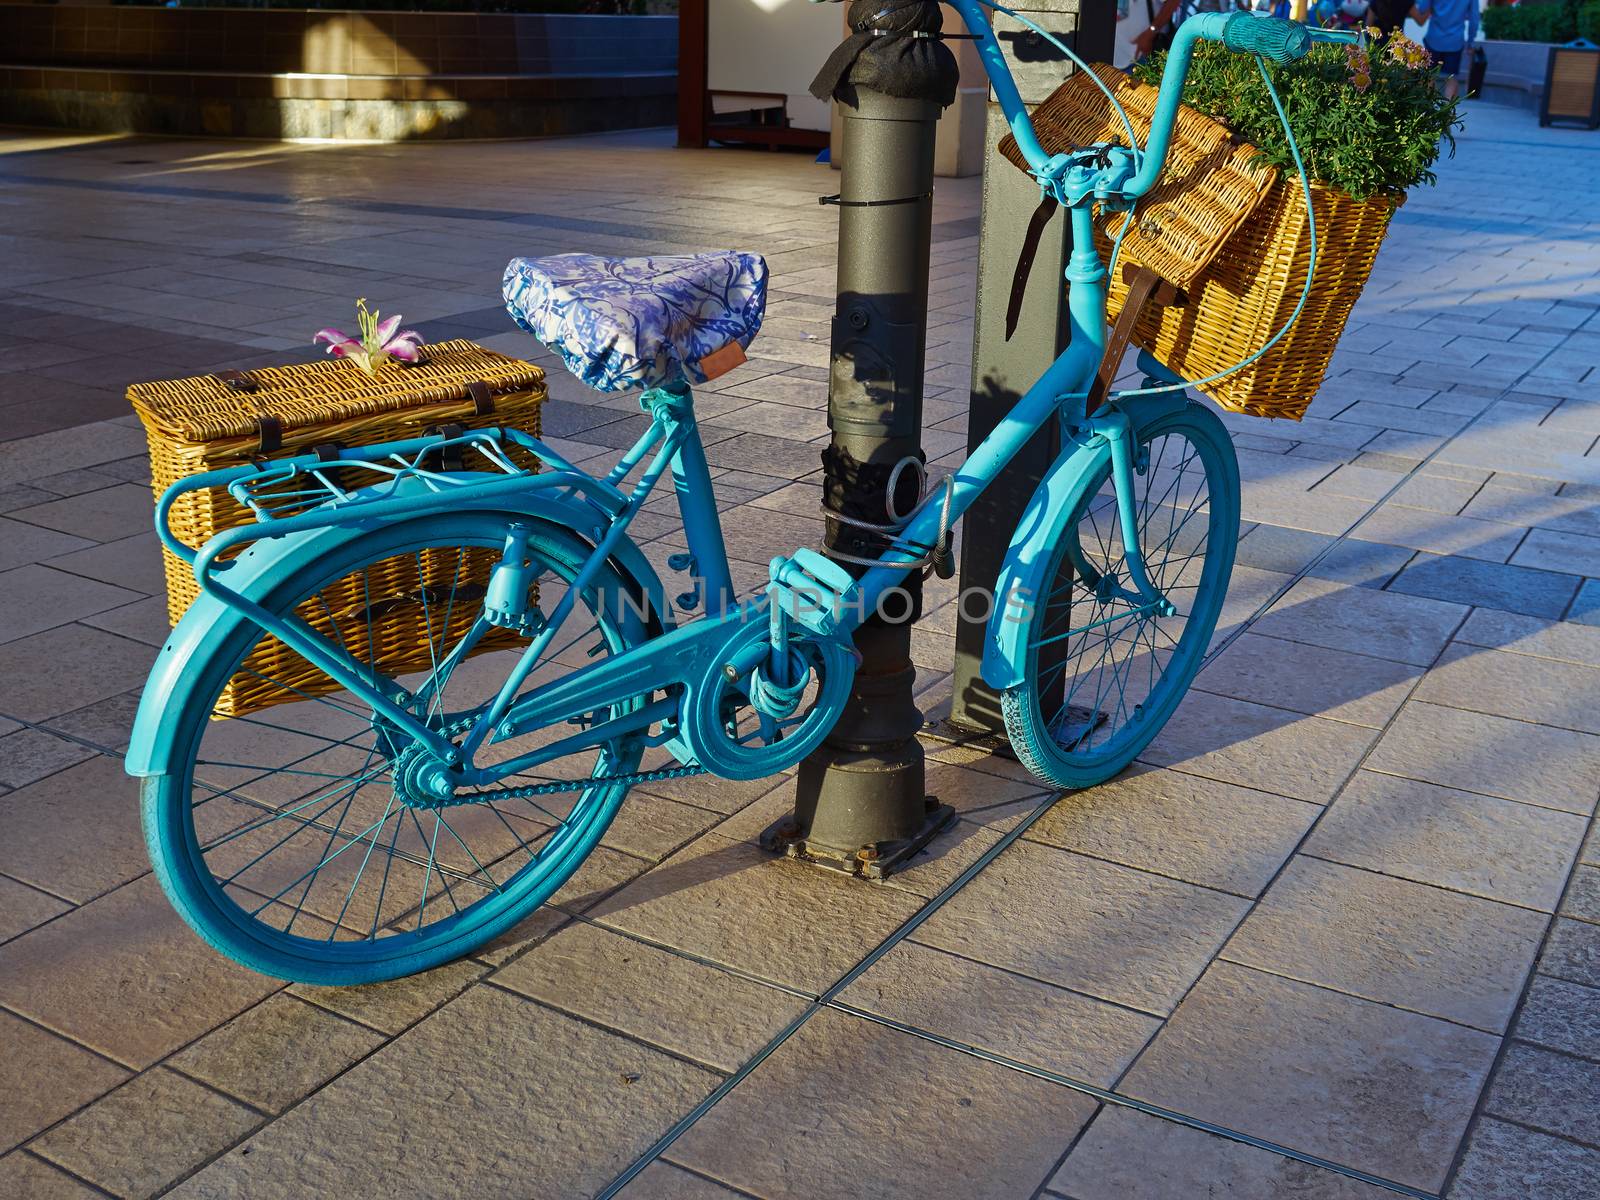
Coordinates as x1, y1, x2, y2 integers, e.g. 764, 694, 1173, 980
809, 0, 960, 108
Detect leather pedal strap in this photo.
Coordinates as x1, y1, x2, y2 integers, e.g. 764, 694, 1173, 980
1006, 195, 1059, 341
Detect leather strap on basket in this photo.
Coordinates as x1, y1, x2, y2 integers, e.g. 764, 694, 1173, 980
1086, 264, 1184, 415
254, 414, 284, 455
466, 380, 494, 416
1006, 196, 1059, 341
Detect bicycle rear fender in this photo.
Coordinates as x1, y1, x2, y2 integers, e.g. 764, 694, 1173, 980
981, 392, 1190, 691
125, 493, 670, 779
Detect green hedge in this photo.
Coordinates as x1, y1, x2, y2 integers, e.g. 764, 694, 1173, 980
1481, 0, 1600, 42
1582, 0, 1600, 38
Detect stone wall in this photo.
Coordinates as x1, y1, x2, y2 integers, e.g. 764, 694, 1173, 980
0, 6, 678, 140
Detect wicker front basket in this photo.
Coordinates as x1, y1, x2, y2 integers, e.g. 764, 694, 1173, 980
1000, 65, 1400, 420
129, 339, 545, 717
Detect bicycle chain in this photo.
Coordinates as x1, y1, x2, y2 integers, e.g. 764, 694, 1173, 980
399, 714, 707, 810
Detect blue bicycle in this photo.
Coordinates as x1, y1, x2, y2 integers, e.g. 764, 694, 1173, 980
128, 10, 1343, 984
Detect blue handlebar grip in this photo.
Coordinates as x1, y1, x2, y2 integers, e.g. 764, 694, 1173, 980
1222, 13, 1313, 63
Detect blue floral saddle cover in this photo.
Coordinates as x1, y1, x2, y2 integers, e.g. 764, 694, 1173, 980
502, 251, 768, 393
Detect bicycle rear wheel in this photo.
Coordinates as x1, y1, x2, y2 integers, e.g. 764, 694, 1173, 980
141, 512, 656, 985
1001, 403, 1239, 789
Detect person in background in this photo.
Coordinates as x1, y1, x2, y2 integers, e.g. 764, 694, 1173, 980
1128, 0, 1240, 62
1414, 0, 1480, 99
1366, 0, 1413, 37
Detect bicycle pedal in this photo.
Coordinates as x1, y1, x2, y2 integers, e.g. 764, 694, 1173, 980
768, 548, 859, 639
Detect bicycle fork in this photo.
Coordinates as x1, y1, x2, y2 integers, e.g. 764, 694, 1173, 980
1064, 406, 1177, 619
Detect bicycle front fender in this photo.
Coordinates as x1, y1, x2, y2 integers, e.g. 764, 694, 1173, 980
125, 490, 671, 779
981, 392, 1192, 691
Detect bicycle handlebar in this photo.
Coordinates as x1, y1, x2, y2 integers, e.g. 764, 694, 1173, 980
1220, 12, 1312, 62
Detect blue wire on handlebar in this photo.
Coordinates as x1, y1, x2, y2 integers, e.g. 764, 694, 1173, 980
1108, 53, 1318, 401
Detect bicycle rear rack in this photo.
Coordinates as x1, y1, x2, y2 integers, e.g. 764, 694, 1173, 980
153, 427, 621, 574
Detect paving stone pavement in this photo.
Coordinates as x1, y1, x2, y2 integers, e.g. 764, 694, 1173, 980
2, 98, 1600, 1199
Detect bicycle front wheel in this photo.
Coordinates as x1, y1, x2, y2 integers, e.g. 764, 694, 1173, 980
1002, 403, 1239, 789
142, 512, 656, 985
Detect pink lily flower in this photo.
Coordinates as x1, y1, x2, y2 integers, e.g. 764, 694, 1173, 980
314, 299, 426, 377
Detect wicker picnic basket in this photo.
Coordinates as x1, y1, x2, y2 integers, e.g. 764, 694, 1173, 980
128, 339, 544, 717
1000, 65, 1400, 420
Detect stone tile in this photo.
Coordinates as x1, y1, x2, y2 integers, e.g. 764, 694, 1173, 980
1485, 1043, 1600, 1146
0, 516, 93, 573
1210, 563, 1297, 646
1563, 863, 1600, 924
0, 873, 71, 944
169, 993, 387, 1114
0, 1011, 128, 1155
1196, 631, 1421, 728
0, 874, 283, 1069
1119, 961, 1499, 1193
1388, 551, 1579, 619
291, 957, 486, 1036
1542, 917, 1600, 988
1514, 527, 1600, 576
1512, 975, 1600, 1061
600, 794, 723, 864
170, 986, 718, 1200
0, 755, 174, 903
838, 940, 1158, 1085
1366, 701, 1600, 814
1025, 764, 1317, 897
46, 530, 169, 597
1223, 856, 1546, 1031
873, 817, 1017, 902
620, 1162, 749, 1198
40, 690, 143, 753
0, 624, 155, 721
0, 725, 96, 790
634, 747, 788, 815
1463, 483, 1600, 538
915, 838, 1248, 1014
494, 920, 808, 1073
672, 1008, 1096, 1200
464, 845, 655, 971
0, 1151, 105, 1199
591, 834, 923, 994
1353, 504, 1524, 563
1448, 1117, 1600, 1200
1049, 1106, 1396, 1200
32, 1068, 260, 1199
1416, 642, 1600, 734
1250, 574, 1466, 666
0, 564, 143, 644
79, 594, 172, 647
1306, 771, 1586, 911
1456, 607, 1600, 667
0, 421, 149, 489
9, 484, 156, 542
1139, 690, 1377, 805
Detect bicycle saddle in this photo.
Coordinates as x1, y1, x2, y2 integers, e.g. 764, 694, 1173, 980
502, 251, 768, 393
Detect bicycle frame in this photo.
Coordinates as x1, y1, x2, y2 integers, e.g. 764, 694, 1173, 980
129, 5, 1297, 787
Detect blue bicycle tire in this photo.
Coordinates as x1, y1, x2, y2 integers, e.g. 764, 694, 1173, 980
142, 512, 654, 985
1001, 403, 1239, 789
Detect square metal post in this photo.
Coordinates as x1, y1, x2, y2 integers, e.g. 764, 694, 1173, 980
934, 0, 1114, 739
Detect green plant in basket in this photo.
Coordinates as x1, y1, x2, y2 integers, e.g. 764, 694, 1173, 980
1132, 35, 1462, 201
